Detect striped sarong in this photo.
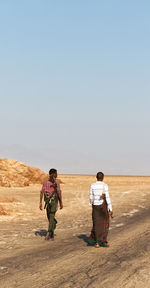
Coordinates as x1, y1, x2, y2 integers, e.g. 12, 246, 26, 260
88, 199, 109, 245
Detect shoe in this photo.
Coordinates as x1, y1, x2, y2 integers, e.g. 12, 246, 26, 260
95, 242, 100, 248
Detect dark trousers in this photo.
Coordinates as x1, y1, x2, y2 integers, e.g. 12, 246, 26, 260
89, 201, 109, 243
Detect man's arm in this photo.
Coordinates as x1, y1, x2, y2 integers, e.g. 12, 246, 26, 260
105, 184, 113, 216
39, 184, 44, 210
57, 181, 63, 209
58, 193, 63, 209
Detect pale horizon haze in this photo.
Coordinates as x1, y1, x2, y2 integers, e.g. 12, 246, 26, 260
0, 1, 150, 175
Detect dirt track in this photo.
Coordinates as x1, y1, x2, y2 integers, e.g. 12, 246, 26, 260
0, 175, 150, 288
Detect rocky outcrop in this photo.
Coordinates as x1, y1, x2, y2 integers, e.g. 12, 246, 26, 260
0, 159, 48, 187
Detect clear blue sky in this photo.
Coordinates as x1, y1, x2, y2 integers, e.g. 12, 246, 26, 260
0, 0, 150, 175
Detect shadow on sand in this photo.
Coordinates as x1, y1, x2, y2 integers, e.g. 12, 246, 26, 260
77, 234, 92, 246
35, 230, 47, 237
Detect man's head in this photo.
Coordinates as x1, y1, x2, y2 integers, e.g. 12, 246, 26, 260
49, 168, 57, 179
96, 172, 104, 181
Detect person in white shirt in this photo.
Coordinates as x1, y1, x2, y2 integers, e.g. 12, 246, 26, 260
88, 172, 113, 248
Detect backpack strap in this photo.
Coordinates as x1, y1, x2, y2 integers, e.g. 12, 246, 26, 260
102, 183, 105, 194
100, 183, 105, 200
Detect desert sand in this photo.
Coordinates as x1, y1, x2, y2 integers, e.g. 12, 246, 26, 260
0, 174, 150, 288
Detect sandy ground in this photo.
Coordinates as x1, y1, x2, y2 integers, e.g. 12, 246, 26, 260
0, 175, 150, 288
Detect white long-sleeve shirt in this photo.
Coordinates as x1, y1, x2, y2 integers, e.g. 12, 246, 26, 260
89, 181, 112, 212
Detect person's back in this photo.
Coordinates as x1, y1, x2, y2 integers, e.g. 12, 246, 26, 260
90, 180, 112, 211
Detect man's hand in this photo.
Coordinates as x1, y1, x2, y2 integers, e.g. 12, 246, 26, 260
109, 211, 113, 218
60, 202, 63, 209
100, 194, 105, 199
39, 203, 43, 210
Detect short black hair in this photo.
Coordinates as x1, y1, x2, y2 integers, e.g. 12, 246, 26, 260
49, 168, 57, 175
96, 172, 104, 181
